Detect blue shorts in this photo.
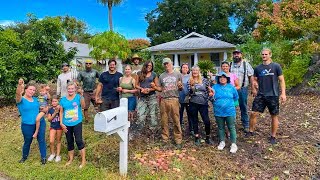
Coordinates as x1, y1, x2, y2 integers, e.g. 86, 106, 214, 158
127, 96, 137, 112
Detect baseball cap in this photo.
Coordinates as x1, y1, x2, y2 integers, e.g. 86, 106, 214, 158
233, 49, 242, 54
61, 62, 69, 67
162, 57, 172, 64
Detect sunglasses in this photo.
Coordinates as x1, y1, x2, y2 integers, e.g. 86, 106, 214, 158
86, 63, 92, 65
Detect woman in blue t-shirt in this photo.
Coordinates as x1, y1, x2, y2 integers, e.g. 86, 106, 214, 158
59, 82, 86, 168
212, 72, 239, 153
16, 79, 47, 164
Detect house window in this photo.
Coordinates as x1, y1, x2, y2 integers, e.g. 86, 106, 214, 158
210, 53, 220, 66
178, 55, 181, 66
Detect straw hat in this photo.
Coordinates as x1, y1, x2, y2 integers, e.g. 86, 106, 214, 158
131, 54, 142, 61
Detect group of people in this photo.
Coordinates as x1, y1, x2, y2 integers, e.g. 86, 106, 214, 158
16, 48, 287, 167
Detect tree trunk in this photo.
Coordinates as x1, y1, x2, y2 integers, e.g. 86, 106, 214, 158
108, 5, 113, 31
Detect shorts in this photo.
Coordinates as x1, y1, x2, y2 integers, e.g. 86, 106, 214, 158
127, 96, 137, 112
100, 99, 120, 112
83, 91, 96, 109
252, 95, 279, 115
50, 127, 63, 131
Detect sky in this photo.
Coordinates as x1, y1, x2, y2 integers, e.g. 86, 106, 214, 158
0, 0, 161, 39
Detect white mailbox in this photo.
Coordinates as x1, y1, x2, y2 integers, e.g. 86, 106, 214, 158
94, 102, 128, 134
94, 98, 130, 176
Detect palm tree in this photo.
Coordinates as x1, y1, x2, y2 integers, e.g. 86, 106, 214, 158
97, 0, 122, 31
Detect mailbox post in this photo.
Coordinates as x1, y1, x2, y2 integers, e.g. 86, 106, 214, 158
94, 98, 130, 176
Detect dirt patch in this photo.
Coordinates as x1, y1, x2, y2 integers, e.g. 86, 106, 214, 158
1, 95, 319, 179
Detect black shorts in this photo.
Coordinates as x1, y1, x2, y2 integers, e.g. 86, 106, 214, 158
99, 99, 120, 112
252, 95, 279, 115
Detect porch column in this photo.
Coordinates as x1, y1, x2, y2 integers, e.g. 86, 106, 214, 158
174, 53, 179, 68
223, 51, 227, 61
194, 52, 199, 65
151, 54, 155, 62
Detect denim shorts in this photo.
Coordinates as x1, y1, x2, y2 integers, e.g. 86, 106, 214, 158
127, 96, 137, 112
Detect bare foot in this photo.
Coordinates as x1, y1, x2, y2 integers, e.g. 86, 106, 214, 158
65, 160, 72, 166
79, 161, 86, 169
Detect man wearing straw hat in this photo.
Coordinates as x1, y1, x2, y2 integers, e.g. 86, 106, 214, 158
131, 54, 143, 75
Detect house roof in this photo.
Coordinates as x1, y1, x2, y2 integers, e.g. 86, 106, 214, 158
146, 32, 236, 52
62, 41, 92, 57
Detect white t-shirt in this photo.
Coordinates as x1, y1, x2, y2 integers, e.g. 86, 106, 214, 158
57, 71, 72, 97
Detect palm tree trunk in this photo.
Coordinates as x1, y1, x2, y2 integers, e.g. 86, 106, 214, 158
108, 4, 113, 31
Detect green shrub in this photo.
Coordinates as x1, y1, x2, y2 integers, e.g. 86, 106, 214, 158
239, 37, 312, 89
197, 60, 216, 77
0, 17, 76, 100
283, 55, 310, 89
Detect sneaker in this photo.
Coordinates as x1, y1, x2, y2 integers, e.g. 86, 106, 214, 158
269, 136, 277, 145
244, 131, 255, 138
230, 143, 238, 153
129, 133, 134, 141
48, 154, 55, 162
176, 144, 182, 150
243, 128, 249, 133
195, 137, 201, 146
55, 156, 61, 162
205, 137, 213, 145
41, 158, 47, 165
180, 123, 185, 130
217, 141, 225, 150
19, 157, 27, 163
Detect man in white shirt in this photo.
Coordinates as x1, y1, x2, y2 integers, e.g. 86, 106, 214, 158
57, 62, 72, 97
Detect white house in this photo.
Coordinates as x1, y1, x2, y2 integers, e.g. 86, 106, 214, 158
146, 32, 236, 72
62, 41, 123, 73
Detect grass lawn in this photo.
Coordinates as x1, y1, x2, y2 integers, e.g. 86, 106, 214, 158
0, 95, 319, 179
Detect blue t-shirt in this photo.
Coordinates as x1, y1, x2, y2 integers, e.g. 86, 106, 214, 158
212, 84, 239, 117
48, 107, 61, 129
17, 97, 40, 125
60, 94, 83, 126
99, 71, 123, 100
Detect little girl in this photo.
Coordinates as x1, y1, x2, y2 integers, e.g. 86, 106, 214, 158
47, 95, 62, 162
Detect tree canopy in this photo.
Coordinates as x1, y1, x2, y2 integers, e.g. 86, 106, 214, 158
59, 15, 92, 43
0, 16, 76, 98
146, 0, 272, 45
240, 0, 320, 88
128, 39, 150, 53
89, 31, 131, 60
